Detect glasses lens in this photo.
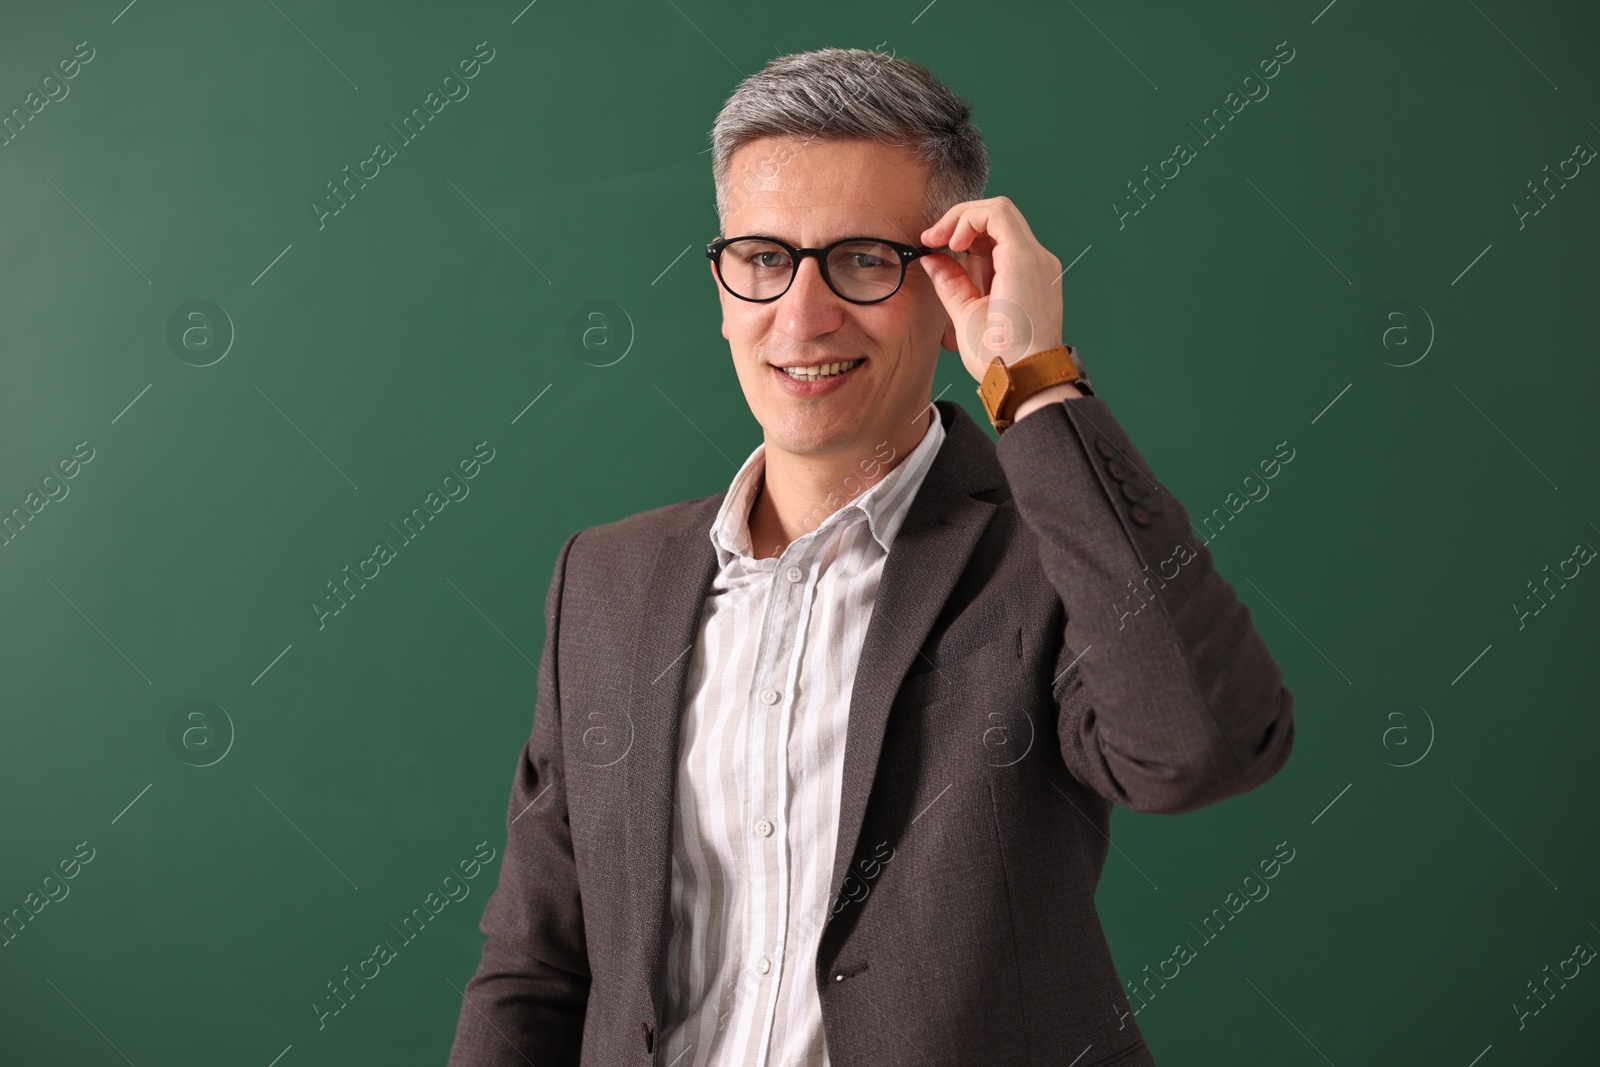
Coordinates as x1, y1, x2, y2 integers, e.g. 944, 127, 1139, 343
717, 239, 794, 300
716, 239, 907, 302
826, 240, 904, 302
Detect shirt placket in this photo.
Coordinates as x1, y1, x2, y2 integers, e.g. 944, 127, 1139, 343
744, 531, 824, 1067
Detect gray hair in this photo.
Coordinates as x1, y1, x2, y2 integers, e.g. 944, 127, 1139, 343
710, 47, 989, 236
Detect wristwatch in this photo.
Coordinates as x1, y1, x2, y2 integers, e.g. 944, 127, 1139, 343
976, 344, 1090, 433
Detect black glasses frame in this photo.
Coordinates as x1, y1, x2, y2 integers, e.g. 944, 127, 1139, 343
705, 235, 953, 305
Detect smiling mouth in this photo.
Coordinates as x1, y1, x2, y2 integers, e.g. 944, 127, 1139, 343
778, 358, 865, 381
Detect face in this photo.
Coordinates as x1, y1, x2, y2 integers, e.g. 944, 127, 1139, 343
712, 136, 956, 461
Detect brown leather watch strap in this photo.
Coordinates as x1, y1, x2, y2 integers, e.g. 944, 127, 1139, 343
977, 345, 1082, 433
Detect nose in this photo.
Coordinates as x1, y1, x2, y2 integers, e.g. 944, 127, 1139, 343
777, 254, 845, 341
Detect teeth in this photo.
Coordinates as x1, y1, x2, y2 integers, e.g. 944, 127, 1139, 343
783, 359, 862, 380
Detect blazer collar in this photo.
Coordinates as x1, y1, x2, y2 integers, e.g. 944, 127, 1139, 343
621, 398, 1008, 1018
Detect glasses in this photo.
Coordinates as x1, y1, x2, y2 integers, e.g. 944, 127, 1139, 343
706, 235, 956, 305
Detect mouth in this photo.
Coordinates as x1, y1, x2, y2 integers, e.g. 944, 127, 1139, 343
774, 357, 866, 381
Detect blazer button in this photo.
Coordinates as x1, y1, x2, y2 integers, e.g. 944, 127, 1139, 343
1095, 437, 1116, 459
1119, 482, 1142, 503
1129, 505, 1153, 527
1104, 459, 1127, 482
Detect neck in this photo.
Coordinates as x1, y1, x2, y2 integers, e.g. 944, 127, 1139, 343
746, 404, 935, 560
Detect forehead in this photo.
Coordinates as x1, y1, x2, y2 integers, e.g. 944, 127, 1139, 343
723, 136, 928, 242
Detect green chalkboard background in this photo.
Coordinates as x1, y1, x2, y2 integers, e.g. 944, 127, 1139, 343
3, 0, 1597, 1063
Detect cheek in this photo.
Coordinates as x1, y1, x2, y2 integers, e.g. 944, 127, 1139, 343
717, 294, 748, 341
721, 308, 773, 363
867, 303, 932, 350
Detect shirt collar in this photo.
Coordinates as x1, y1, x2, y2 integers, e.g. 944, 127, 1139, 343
709, 402, 946, 566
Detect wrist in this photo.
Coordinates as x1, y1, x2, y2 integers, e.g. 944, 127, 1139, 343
1012, 381, 1083, 422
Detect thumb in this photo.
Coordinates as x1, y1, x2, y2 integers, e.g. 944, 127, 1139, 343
918, 253, 979, 316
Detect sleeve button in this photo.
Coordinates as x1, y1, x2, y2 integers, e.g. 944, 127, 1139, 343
1095, 437, 1116, 459
1119, 482, 1143, 503
1104, 459, 1127, 482
1129, 505, 1152, 527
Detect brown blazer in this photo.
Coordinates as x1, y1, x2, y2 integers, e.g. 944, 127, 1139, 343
448, 396, 1295, 1066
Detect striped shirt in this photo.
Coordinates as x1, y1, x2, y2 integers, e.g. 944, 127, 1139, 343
660, 403, 946, 1067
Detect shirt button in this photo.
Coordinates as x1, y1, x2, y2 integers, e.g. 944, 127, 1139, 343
757, 957, 772, 974
785, 566, 803, 583
754, 819, 773, 837
760, 689, 779, 705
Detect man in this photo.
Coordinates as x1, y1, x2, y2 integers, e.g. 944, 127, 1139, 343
448, 47, 1294, 1067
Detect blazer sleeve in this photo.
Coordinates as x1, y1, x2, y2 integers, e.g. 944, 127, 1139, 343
993, 394, 1295, 815
448, 529, 590, 1066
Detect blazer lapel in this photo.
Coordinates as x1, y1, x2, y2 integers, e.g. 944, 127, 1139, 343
823, 405, 1003, 925
623, 401, 1006, 1018
622, 490, 724, 1026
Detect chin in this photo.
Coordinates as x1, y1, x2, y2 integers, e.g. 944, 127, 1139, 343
764, 411, 856, 451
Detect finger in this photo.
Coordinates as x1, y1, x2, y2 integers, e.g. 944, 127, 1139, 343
950, 218, 992, 257
917, 251, 981, 317
921, 197, 1003, 247
952, 232, 995, 298
948, 215, 986, 254
919, 201, 969, 247
924, 199, 1037, 258
969, 252, 995, 296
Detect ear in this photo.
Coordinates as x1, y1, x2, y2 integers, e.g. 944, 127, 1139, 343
940, 315, 959, 354
711, 260, 730, 340
932, 295, 958, 353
